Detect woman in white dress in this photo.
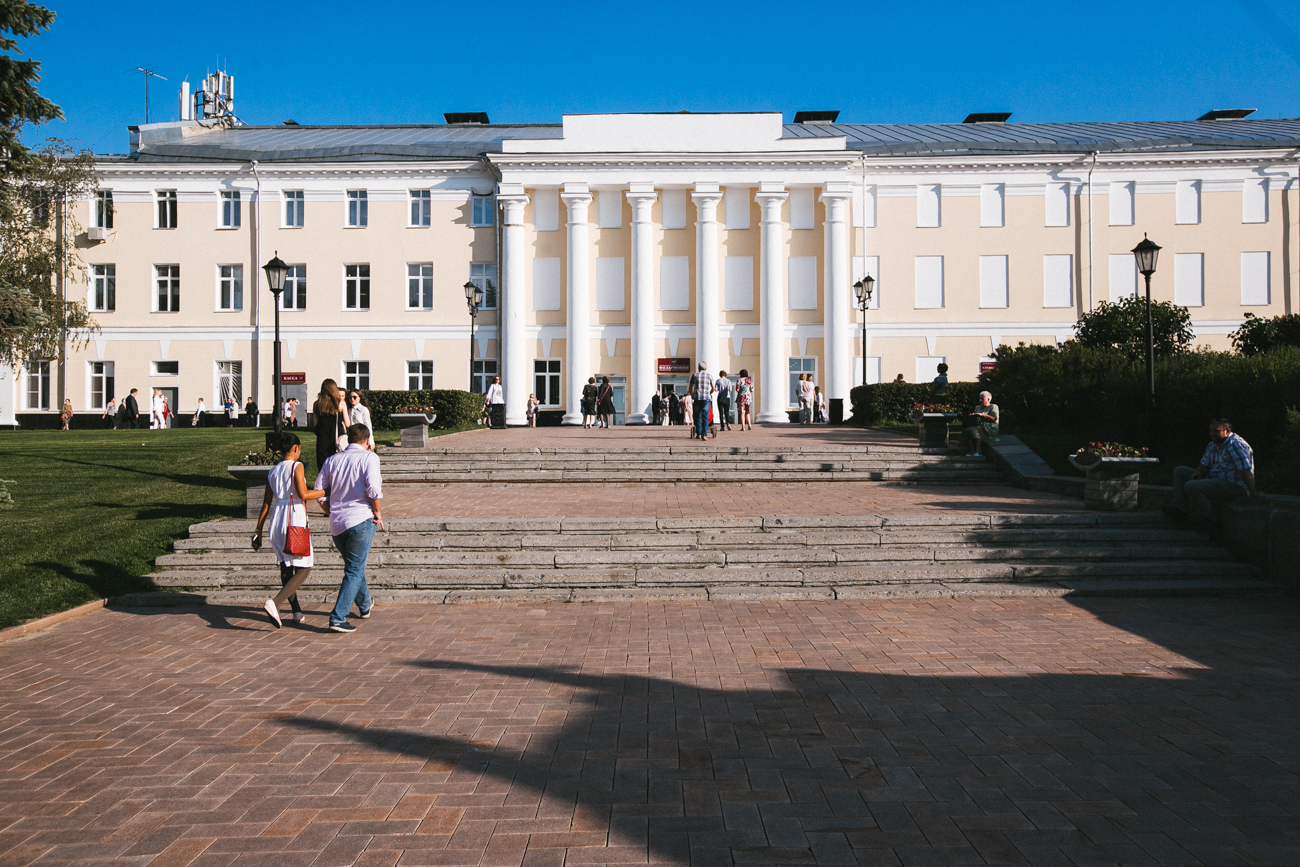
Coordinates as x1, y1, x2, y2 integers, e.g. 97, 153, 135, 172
346, 390, 375, 450
682, 393, 694, 427
251, 434, 327, 628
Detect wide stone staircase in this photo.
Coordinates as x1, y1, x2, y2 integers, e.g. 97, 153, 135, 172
147, 512, 1274, 603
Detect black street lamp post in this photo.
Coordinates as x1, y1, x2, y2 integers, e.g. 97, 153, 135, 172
853, 275, 875, 387
1131, 235, 1161, 414
263, 253, 289, 435
463, 279, 485, 392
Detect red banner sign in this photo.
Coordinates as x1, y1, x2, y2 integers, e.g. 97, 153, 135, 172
979, 362, 997, 373
280, 372, 307, 384
657, 357, 691, 374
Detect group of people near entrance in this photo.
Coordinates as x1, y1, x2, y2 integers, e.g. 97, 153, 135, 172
649, 367, 755, 431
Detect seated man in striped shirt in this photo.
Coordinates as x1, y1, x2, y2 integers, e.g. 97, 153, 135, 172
1169, 418, 1261, 528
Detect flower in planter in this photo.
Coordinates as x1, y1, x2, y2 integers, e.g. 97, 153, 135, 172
1075, 441, 1150, 459
399, 406, 436, 414
239, 449, 283, 467
911, 402, 956, 414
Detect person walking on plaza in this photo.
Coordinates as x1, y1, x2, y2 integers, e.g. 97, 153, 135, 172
314, 423, 384, 633
689, 362, 714, 440
526, 393, 539, 427
715, 370, 733, 431
346, 390, 375, 450
1168, 418, 1261, 530
682, 392, 693, 428
59, 399, 73, 430
596, 376, 616, 428
224, 397, 236, 427
668, 391, 681, 426
798, 374, 814, 424
150, 389, 165, 429
651, 391, 663, 426
313, 379, 350, 472
193, 397, 206, 427
252, 433, 327, 628
245, 396, 260, 428
582, 377, 598, 429
123, 388, 140, 429
485, 375, 505, 428
813, 386, 826, 423
102, 398, 117, 430
283, 398, 295, 428
162, 395, 173, 429
736, 369, 753, 431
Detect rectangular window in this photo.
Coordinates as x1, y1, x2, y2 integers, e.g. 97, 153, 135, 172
789, 187, 814, 230
1043, 254, 1074, 308
532, 188, 559, 231
1176, 180, 1202, 225
1241, 252, 1270, 305
152, 360, 179, 376
787, 256, 817, 310
407, 263, 434, 310
1045, 182, 1070, 227
278, 190, 303, 228
156, 190, 177, 228
659, 256, 689, 311
472, 359, 498, 396
916, 184, 941, 227
1174, 253, 1204, 307
1109, 254, 1137, 301
979, 255, 1008, 308
410, 190, 431, 226
1109, 181, 1135, 226
469, 263, 497, 310
218, 264, 243, 311
91, 264, 115, 312
851, 256, 880, 309
217, 360, 242, 407
534, 359, 561, 406
914, 256, 944, 309
95, 191, 114, 229
220, 191, 241, 228
471, 194, 494, 227
723, 256, 754, 311
980, 184, 1004, 227
596, 257, 625, 311
282, 265, 306, 310
1243, 178, 1268, 223
155, 264, 180, 312
347, 190, 368, 227
724, 186, 750, 230
407, 360, 434, 391
25, 360, 50, 410
532, 258, 561, 311
344, 361, 370, 391
788, 358, 816, 408
345, 264, 370, 310
88, 361, 114, 410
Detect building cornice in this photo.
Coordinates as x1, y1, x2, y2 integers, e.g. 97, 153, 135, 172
489, 151, 860, 173
92, 160, 486, 179
860, 148, 1300, 173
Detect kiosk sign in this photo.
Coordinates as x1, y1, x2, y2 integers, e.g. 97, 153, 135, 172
657, 358, 691, 374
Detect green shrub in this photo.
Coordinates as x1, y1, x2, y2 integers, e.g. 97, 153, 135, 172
849, 381, 984, 424
360, 390, 482, 430
1073, 296, 1194, 362
1230, 313, 1300, 357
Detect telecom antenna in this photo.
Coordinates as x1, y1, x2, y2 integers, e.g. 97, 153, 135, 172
135, 67, 168, 124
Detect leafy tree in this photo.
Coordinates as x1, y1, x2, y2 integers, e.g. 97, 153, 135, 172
0, 0, 62, 176
1072, 296, 1194, 362
1230, 312, 1300, 357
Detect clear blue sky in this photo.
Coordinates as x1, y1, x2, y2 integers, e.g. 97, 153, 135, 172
16, 0, 1300, 155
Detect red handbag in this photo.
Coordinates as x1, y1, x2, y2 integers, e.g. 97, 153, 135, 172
283, 463, 312, 558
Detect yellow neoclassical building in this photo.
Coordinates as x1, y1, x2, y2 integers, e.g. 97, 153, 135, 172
2, 110, 1298, 426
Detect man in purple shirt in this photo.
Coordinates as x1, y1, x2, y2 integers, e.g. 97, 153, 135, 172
314, 423, 385, 633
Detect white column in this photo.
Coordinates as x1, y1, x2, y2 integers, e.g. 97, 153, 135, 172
755, 183, 788, 423
692, 183, 722, 377
0, 363, 15, 427
560, 183, 592, 425
626, 183, 658, 425
497, 183, 530, 426
821, 183, 852, 404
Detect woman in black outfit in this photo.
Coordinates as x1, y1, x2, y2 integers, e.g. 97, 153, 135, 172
597, 376, 615, 428
312, 378, 350, 472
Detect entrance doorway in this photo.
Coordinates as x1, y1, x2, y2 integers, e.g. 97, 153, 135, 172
157, 387, 178, 428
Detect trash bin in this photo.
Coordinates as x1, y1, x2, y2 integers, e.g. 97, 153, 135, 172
829, 398, 844, 424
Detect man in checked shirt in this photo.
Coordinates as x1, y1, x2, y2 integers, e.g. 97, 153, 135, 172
1169, 418, 1262, 529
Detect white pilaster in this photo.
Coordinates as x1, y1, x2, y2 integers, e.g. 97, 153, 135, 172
755, 183, 789, 423
692, 183, 722, 377
0, 363, 16, 427
560, 183, 593, 425
821, 183, 852, 404
626, 183, 658, 424
497, 183, 530, 426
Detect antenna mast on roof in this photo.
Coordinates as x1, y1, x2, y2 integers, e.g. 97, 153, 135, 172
194, 69, 237, 122
135, 67, 167, 124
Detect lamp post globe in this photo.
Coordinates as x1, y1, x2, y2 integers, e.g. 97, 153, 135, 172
463, 280, 482, 393
1130, 234, 1161, 414
853, 275, 875, 388
263, 253, 290, 435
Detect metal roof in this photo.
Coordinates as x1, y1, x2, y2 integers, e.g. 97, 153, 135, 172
124, 117, 1300, 163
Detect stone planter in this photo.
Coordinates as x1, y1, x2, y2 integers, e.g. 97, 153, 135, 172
228, 465, 272, 519
1069, 454, 1160, 511
391, 413, 437, 448
910, 412, 959, 448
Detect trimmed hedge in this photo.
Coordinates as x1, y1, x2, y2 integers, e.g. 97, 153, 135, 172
359, 390, 482, 430
849, 381, 985, 424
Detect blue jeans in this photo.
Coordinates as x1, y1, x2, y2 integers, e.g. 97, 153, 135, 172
694, 399, 710, 438
330, 519, 375, 625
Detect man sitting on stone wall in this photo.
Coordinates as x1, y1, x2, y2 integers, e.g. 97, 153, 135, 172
1167, 418, 1261, 529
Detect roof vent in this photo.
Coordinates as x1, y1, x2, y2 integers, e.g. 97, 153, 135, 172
282, 119, 299, 126
443, 112, 490, 124
963, 112, 1012, 124
792, 110, 839, 124
1198, 108, 1255, 121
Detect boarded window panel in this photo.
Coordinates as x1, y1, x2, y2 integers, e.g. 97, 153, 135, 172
533, 188, 559, 231
853, 356, 882, 386
789, 188, 814, 230
980, 184, 1005, 227
857, 184, 877, 228
532, 258, 561, 310
979, 255, 1008, 308
914, 256, 944, 308
1176, 180, 1202, 225
596, 257, 625, 311
660, 189, 686, 229
1109, 181, 1135, 226
659, 256, 689, 311
851, 256, 880, 309
1241, 252, 1270, 305
787, 257, 817, 310
916, 184, 941, 228
1174, 253, 1204, 307
597, 189, 622, 228
724, 187, 750, 230
1243, 178, 1268, 223
1045, 182, 1070, 227
723, 256, 754, 310
1043, 254, 1074, 308
915, 356, 946, 384
1109, 254, 1137, 301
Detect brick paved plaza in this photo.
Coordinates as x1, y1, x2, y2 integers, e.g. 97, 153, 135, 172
3, 597, 1298, 866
